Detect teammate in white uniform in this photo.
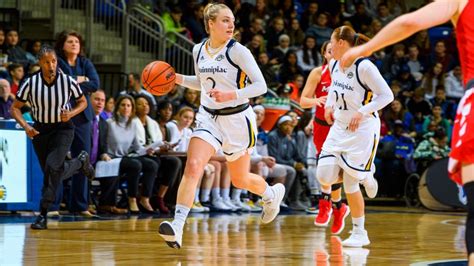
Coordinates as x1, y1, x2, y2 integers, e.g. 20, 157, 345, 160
158, 3, 285, 249
317, 26, 393, 247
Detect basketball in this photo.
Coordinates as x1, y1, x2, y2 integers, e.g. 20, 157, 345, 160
141, 61, 176, 96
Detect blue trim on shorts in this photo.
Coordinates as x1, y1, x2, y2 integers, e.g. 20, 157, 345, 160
194, 128, 223, 145
340, 154, 371, 172
223, 151, 233, 156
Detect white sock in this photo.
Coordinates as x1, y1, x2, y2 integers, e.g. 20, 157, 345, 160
201, 189, 211, 202
232, 189, 242, 201
172, 204, 190, 231
221, 188, 230, 200
331, 196, 341, 202
352, 216, 365, 231
211, 188, 220, 201
262, 184, 275, 201
194, 188, 200, 203
321, 187, 331, 194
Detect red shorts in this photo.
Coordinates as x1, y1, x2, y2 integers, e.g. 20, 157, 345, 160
313, 120, 331, 154
449, 88, 474, 184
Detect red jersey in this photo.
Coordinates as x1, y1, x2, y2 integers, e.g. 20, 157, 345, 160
312, 64, 332, 153
314, 64, 332, 121
456, 0, 474, 85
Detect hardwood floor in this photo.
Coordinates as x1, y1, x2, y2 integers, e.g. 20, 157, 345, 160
0, 207, 468, 265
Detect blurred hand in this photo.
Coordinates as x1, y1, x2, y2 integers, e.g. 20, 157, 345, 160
25, 125, 39, 139
101, 154, 112, 161
209, 89, 237, 103
294, 162, 305, 171
348, 111, 363, 132
76, 76, 88, 83
263, 156, 276, 168
61, 108, 73, 122
324, 107, 334, 125
314, 96, 327, 107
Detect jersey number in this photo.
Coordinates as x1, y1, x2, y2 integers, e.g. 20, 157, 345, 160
333, 91, 348, 110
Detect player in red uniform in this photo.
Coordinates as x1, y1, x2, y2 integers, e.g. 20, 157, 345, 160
300, 41, 350, 235
340, 0, 474, 261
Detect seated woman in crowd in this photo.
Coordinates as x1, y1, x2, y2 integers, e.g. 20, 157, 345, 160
383, 98, 416, 138
421, 103, 452, 142
134, 97, 182, 214
106, 95, 158, 214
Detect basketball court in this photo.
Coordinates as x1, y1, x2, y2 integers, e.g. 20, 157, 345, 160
0, 206, 467, 265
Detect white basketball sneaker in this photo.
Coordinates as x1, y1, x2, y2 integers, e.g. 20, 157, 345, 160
261, 184, 285, 224
342, 228, 370, 247
361, 175, 378, 199
158, 221, 183, 249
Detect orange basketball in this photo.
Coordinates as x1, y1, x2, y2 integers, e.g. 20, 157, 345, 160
141, 61, 176, 96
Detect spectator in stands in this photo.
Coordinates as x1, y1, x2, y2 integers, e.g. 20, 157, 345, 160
184, 3, 206, 43
413, 127, 450, 162
407, 87, 432, 118
241, 17, 266, 45
100, 96, 114, 120
249, 0, 271, 27
395, 64, 418, 93
178, 88, 199, 113
287, 74, 304, 102
430, 86, 456, 121
106, 95, 158, 214
54, 30, 100, 217
279, 50, 303, 84
119, 73, 157, 110
270, 34, 291, 66
411, 30, 431, 57
430, 40, 456, 73
376, 120, 416, 197
26, 40, 41, 64
246, 34, 266, 60
89, 90, 127, 215
257, 52, 279, 88
305, 12, 333, 48
349, 3, 373, 33
382, 43, 406, 81
0, 79, 13, 119
444, 65, 464, 101
383, 98, 417, 138
5, 29, 32, 68
299, 1, 319, 31
135, 97, 180, 214
376, 3, 394, 26
159, 84, 183, 113
422, 103, 452, 141
265, 16, 286, 51
0, 27, 5, 54
406, 44, 425, 82
296, 35, 321, 76
287, 18, 305, 48
268, 115, 306, 210
364, 19, 382, 38
162, 5, 190, 44
422, 62, 445, 100
7, 63, 24, 96
28, 63, 40, 74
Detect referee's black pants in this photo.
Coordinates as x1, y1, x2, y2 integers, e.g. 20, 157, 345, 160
32, 121, 82, 211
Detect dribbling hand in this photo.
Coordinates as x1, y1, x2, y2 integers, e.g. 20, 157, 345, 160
209, 89, 237, 103
25, 125, 39, 139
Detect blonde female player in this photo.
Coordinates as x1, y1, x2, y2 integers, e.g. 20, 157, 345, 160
317, 26, 394, 247
158, 3, 285, 249
340, 0, 474, 260
300, 41, 350, 235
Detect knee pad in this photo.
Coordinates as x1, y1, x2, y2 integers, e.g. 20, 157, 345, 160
316, 164, 340, 186
343, 171, 360, 194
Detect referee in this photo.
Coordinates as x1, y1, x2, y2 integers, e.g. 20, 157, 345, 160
10, 45, 95, 230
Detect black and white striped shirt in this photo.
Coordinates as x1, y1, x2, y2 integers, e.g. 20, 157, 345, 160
16, 71, 83, 123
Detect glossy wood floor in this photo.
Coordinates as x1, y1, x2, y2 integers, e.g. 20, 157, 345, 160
0, 207, 468, 265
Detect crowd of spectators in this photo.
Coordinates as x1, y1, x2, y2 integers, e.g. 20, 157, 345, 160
0, 0, 464, 214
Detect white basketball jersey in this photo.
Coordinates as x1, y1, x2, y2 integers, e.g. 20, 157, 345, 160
194, 39, 251, 109
329, 58, 377, 124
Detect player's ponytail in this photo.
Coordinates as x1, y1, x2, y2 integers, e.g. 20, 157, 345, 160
333, 26, 370, 47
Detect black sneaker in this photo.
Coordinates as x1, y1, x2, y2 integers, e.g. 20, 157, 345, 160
31, 215, 47, 230
78, 151, 95, 181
